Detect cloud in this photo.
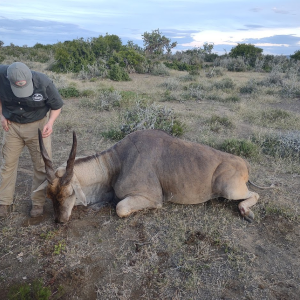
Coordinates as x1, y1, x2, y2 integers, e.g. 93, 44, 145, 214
182, 27, 300, 48
272, 7, 290, 14
246, 35, 300, 47
249, 7, 263, 13
0, 18, 100, 46
244, 24, 265, 29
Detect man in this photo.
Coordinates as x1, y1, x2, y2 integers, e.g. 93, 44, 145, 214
0, 62, 63, 218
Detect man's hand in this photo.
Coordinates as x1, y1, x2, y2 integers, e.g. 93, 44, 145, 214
41, 108, 61, 138
1, 115, 11, 131
42, 122, 53, 138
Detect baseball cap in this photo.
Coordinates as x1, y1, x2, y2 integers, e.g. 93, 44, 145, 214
7, 62, 33, 97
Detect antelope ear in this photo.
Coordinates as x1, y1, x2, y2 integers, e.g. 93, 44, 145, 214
33, 180, 48, 193
71, 175, 87, 206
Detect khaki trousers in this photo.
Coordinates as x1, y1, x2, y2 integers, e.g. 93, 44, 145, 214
0, 117, 51, 206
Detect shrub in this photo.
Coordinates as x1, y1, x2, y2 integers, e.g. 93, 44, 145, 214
229, 43, 263, 67
213, 78, 235, 90
164, 61, 201, 73
150, 63, 170, 76
223, 95, 240, 103
179, 74, 197, 82
80, 89, 95, 97
261, 109, 290, 122
102, 102, 185, 140
91, 34, 122, 57
108, 64, 130, 81
121, 103, 185, 136
77, 61, 108, 80
161, 90, 182, 102
160, 78, 181, 91
109, 48, 147, 73
59, 86, 80, 98
260, 71, 283, 87
186, 83, 206, 100
220, 57, 247, 72
204, 93, 223, 101
290, 50, 300, 61
208, 115, 234, 132
280, 81, 300, 99
8, 279, 51, 300
101, 129, 125, 141
255, 131, 300, 160
218, 139, 259, 158
80, 89, 122, 111
239, 79, 258, 94
51, 38, 95, 73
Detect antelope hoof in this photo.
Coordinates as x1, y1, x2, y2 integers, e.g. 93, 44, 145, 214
243, 210, 254, 223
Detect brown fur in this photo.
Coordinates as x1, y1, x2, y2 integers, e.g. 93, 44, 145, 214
38, 129, 260, 223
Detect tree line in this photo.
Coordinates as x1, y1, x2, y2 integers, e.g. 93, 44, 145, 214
0, 29, 299, 81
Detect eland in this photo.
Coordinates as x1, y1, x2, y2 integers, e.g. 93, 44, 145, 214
35, 129, 264, 223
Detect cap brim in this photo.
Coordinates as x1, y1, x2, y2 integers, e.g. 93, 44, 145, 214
10, 82, 33, 98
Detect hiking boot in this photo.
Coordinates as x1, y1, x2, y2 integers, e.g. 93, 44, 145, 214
30, 205, 44, 218
0, 205, 9, 218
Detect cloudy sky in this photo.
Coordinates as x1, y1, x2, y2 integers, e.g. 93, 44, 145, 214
0, 0, 299, 55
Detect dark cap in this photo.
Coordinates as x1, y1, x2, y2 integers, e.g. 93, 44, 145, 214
7, 62, 33, 97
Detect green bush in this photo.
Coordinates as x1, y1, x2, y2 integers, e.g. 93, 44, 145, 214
8, 279, 51, 300
261, 109, 290, 122
208, 115, 234, 132
290, 50, 300, 61
218, 139, 259, 158
164, 61, 201, 72
91, 34, 122, 57
80, 89, 95, 97
213, 78, 235, 90
108, 48, 146, 72
108, 64, 130, 81
229, 43, 263, 67
101, 129, 126, 140
51, 38, 95, 73
204, 93, 223, 101
223, 95, 240, 102
59, 86, 80, 98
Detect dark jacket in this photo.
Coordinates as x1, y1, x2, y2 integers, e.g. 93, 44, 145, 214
0, 65, 64, 124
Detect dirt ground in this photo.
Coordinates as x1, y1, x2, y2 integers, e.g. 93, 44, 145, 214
0, 71, 300, 299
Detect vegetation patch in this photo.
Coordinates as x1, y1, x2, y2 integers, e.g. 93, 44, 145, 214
207, 115, 235, 132
264, 203, 298, 221
108, 64, 130, 81
58, 86, 80, 98
223, 95, 240, 103
80, 89, 122, 111
212, 77, 235, 90
8, 280, 51, 300
262, 109, 290, 122
239, 79, 259, 95
254, 131, 300, 160
102, 102, 185, 140
150, 63, 170, 76
217, 138, 259, 158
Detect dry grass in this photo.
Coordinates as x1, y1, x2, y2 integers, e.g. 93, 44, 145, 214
0, 64, 300, 299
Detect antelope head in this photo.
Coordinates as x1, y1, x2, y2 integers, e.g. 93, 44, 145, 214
35, 129, 85, 223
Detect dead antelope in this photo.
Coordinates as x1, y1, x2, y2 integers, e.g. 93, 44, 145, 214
36, 129, 264, 223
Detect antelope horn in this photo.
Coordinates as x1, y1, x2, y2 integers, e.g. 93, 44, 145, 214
61, 131, 77, 186
38, 129, 56, 184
